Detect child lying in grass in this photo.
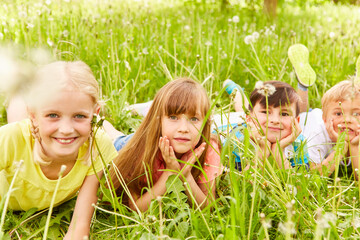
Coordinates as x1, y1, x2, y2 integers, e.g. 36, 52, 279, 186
220, 80, 309, 171
107, 78, 221, 212
289, 45, 360, 179
299, 79, 360, 179
1, 61, 118, 239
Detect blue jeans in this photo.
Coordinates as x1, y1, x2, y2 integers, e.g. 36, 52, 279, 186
113, 133, 134, 151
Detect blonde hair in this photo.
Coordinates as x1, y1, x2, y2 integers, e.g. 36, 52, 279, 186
28, 61, 100, 164
321, 77, 360, 118
110, 78, 214, 204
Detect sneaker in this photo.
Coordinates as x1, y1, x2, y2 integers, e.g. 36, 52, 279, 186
288, 44, 316, 87
356, 55, 360, 82
223, 79, 242, 95
127, 101, 153, 117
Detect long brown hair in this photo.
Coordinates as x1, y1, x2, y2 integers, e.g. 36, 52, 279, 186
110, 78, 212, 201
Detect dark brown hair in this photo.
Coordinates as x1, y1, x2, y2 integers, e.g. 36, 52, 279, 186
248, 81, 301, 116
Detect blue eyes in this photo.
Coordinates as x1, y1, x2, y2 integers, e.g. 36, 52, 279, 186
169, 115, 178, 120
46, 113, 88, 119
168, 115, 200, 122
190, 117, 199, 122
75, 114, 86, 119
47, 113, 59, 118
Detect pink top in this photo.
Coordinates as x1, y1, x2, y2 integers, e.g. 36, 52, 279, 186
151, 140, 221, 184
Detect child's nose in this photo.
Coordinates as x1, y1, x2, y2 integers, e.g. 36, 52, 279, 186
269, 114, 280, 124
343, 114, 354, 123
178, 117, 189, 132
59, 119, 75, 134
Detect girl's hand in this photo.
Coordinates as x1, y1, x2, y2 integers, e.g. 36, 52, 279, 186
180, 142, 206, 178
159, 136, 180, 171
277, 118, 302, 149
326, 118, 339, 142
350, 126, 360, 147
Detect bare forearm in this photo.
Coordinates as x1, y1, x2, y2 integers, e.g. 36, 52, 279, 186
64, 176, 99, 240
310, 151, 337, 176
349, 145, 359, 180
271, 146, 291, 169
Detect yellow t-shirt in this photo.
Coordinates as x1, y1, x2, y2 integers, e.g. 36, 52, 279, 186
0, 119, 118, 211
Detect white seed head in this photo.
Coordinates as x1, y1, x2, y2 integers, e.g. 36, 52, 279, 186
232, 15, 240, 23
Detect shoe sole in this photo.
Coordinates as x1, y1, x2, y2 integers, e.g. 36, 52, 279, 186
288, 44, 316, 87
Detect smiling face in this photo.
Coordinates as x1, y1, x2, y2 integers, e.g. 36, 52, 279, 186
30, 89, 97, 162
323, 98, 360, 141
248, 102, 297, 143
161, 110, 204, 158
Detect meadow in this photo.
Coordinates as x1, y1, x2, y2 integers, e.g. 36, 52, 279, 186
1, 0, 360, 239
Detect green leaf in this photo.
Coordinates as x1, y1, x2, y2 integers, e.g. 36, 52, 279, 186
174, 222, 189, 239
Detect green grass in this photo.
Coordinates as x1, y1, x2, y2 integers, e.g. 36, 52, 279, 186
1, 0, 360, 239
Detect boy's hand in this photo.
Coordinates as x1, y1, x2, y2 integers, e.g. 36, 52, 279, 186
255, 136, 271, 159
350, 126, 360, 146
248, 121, 264, 141
326, 118, 339, 142
248, 121, 271, 157
179, 142, 206, 178
159, 136, 180, 172
277, 118, 302, 149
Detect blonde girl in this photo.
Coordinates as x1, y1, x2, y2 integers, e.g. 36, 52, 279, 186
0, 61, 118, 239
109, 78, 221, 212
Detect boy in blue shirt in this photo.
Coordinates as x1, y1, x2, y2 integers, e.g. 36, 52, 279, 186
218, 80, 309, 171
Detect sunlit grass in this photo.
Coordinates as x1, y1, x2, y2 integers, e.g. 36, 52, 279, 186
1, 0, 360, 239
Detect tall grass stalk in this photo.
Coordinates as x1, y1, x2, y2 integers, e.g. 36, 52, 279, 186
42, 165, 67, 240
0, 160, 24, 235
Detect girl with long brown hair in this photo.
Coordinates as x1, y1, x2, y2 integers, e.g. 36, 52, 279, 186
108, 78, 221, 212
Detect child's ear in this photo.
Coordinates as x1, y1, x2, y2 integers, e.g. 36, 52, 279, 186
94, 105, 101, 115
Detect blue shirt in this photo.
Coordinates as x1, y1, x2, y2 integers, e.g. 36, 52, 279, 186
214, 123, 310, 171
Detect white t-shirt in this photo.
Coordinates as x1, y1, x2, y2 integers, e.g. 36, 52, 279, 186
299, 108, 334, 164
211, 112, 245, 132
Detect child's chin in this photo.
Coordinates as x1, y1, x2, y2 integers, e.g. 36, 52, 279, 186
267, 137, 277, 144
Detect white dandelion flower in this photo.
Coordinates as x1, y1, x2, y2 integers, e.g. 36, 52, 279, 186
184, 25, 190, 31
142, 47, 149, 55
329, 32, 335, 38
255, 81, 276, 96
232, 15, 240, 23
244, 35, 254, 45
205, 41, 212, 46
19, 11, 27, 18
62, 30, 69, 37
47, 38, 54, 47
252, 31, 259, 39
255, 81, 264, 90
